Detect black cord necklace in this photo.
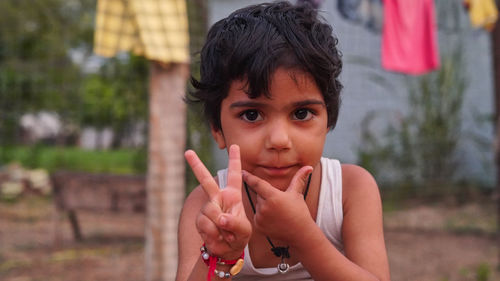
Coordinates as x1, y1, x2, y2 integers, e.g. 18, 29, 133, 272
243, 174, 312, 274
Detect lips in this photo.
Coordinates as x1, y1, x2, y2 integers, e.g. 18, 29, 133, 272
259, 164, 298, 177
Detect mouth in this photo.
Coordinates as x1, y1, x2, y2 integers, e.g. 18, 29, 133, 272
259, 164, 298, 176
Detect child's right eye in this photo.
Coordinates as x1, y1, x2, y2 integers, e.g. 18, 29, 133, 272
240, 110, 262, 122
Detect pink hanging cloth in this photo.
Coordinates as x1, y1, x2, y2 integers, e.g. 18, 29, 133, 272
381, 0, 440, 75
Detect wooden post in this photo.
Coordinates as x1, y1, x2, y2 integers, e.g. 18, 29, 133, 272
145, 62, 189, 281
67, 210, 83, 241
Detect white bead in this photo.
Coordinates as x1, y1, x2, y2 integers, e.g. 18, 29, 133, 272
218, 271, 225, 278
202, 252, 210, 260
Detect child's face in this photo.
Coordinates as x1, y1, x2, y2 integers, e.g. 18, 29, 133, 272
212, 68, 329, 190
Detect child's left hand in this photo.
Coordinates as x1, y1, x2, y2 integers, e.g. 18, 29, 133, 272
242, 166, 315, 246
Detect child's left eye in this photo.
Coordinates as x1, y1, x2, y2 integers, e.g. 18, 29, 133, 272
292, 108, 314, 121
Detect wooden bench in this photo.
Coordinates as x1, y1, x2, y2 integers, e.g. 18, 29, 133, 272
51, 171, 146, 241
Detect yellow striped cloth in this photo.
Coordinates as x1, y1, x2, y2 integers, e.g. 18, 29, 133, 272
94, 0, 190, 64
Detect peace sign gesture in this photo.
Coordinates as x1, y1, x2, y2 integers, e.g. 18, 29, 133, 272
184, 145, 252, 259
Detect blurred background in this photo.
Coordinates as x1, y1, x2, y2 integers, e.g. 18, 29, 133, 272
0, 0, 499, 280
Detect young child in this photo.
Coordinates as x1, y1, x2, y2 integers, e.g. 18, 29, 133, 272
176, 1, 390, 280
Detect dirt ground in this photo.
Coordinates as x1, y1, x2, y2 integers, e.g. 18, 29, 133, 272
0, 195, 498, 281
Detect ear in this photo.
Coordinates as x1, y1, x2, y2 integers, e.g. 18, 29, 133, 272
211, 125, 226, 149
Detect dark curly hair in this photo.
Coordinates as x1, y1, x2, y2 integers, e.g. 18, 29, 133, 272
189, 1, 343, 131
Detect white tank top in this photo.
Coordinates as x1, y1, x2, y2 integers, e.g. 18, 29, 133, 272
216, 157, 344, 280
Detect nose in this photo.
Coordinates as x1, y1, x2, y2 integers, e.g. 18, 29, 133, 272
265, 118, 291, 151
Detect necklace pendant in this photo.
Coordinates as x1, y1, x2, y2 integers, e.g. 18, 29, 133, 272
277, 262, 290, 274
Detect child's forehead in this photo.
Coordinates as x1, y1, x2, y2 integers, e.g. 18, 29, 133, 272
231, 68, 318, 95
226, 68, 322, 102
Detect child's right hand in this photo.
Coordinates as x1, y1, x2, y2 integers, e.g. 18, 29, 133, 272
185, 145, 252, 260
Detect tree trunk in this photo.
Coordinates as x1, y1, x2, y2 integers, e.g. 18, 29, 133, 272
145, 62, 189, 281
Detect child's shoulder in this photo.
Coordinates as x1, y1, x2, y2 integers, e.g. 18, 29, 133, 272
340, 164, 376, 185
183, 174, 223, 208
340, 164, 380, 206
182, 180, 214, 211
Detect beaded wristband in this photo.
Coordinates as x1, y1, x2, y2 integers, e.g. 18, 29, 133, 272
200, 244, 244, 280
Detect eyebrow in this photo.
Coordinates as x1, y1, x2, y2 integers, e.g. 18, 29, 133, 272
292, 99, 326, 108
229, 99, 325, 109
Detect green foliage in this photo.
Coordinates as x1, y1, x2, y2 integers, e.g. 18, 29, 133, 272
457, 263, 492, 281
185, 54, 214, 193
185, 102, 214, 193
79, 55, 149, 146
0, 145, 144, 174
406, 51, 466, 184
0, 0, 210, 194
476, 263, 491, 281
0, 0, 149, 148
358, 49, 467, 196
185, 0, 213, 194
0, 0, 96, 144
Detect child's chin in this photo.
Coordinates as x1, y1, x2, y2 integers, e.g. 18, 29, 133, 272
266, 178, 292, 191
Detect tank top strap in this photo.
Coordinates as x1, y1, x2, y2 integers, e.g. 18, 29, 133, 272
317, 157, 344, 253
217, 169, 228, 189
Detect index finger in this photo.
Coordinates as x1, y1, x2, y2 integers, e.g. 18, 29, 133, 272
226, 145, 242, 192
185, 150, 219, 199
241, 170, 275, 199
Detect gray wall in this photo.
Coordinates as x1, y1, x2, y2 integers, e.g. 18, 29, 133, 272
206, 0, 495, 186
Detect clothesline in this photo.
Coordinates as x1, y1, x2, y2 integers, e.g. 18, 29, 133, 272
304, 0, 499, 75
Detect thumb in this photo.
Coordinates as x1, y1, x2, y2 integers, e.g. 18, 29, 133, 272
217, 212, 251, 236
286, 166, 313, 194
217, 212, 252, 247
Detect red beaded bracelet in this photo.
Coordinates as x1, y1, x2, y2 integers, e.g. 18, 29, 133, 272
200, 244, 244, 280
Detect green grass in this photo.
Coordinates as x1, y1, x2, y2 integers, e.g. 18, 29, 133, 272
0, 145, 146, 175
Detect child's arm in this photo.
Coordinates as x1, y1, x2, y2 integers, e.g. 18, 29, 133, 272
176, 145, 252, 281
243, 164, 390, 281
176, 186, 213, 281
